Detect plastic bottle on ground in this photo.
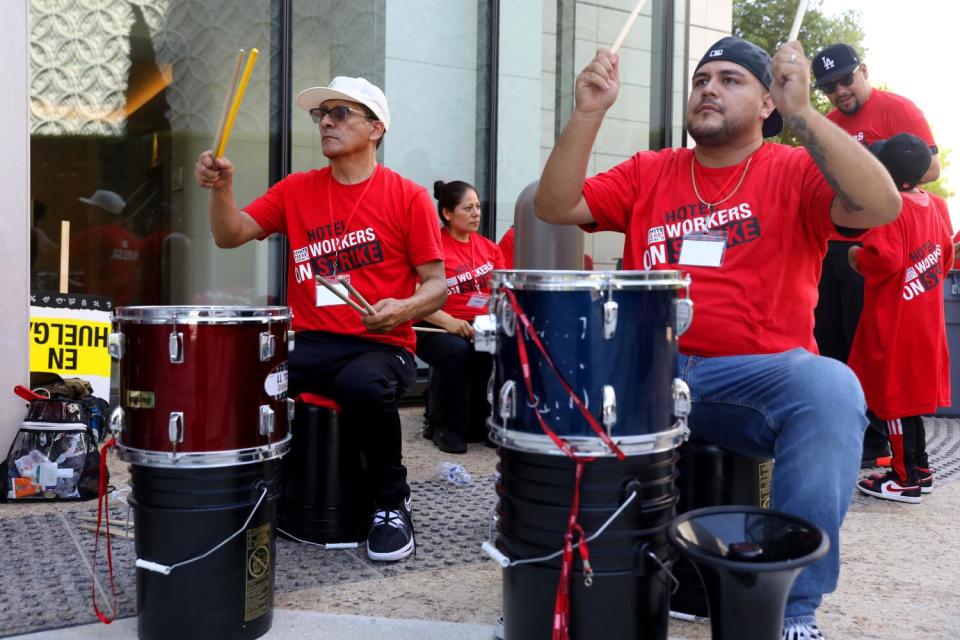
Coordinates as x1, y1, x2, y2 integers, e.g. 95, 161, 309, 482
437, 461, 471, 485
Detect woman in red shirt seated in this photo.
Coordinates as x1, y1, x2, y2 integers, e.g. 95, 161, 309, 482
418, 180, 505, 453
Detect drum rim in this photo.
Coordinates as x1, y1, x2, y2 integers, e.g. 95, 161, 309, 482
116, 434, 291, 467
492, 269, 689, 290
488, 418, 686, 457
114, 305, 292, 323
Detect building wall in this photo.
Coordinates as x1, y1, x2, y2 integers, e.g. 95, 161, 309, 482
0, 0, 30, 457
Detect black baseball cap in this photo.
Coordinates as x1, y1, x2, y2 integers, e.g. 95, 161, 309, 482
695, 37, 783, 138
812, 44, 861, 88
869, 133, 932, 191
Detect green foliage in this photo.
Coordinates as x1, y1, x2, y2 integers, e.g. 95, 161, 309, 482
925, 145, 955, 200
734, 0, 865, 146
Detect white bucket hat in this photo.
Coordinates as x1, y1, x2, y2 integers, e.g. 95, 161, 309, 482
78, 190, 125, 215
296, 76, 390, 131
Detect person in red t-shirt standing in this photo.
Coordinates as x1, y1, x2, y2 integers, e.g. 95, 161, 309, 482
811, 43, 942, 465
194, 76, 446, 563
536, 36, 902, 638
417, 180, 504, 454
848, 134, 952, 503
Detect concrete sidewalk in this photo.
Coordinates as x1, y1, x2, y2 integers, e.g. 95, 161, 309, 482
5, 611, 497, 640
2, 410, 959, 639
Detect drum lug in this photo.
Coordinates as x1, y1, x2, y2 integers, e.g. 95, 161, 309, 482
287, 398, 295, 421
602, 385, 617, 432
473, 313, 499, 353
109, 406, 125, 435
499, 296, 516, 337
287, 330, 296, 352
498, 380, 517, 422
259, 405, 275, 435
169, 331, 184, 364
603, 300, 619, 339
487, 370, 495, 405
259, 332, 276, 361
168, 412, 184, 447
672, 378, 692, 440
673, 298, 694, 336
108, 332, 125, 360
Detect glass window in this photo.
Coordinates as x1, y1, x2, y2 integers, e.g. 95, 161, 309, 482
29, 0, 275, 306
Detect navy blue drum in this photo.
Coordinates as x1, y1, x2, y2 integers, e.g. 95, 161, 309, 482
475, 270, 693, 457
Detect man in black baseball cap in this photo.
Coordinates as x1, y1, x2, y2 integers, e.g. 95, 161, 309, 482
536, 34, 903, 640
812, 43, 861, 97
694, 36, 784, 138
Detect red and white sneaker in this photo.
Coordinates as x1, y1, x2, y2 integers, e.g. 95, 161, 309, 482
857, 472, 922, 504
915, 467, 934, 494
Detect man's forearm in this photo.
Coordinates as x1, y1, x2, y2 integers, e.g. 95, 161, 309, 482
209, 188, 244, 248
535, 111, 604, 223
784, 106, 900, 224
402, 278, 447, 322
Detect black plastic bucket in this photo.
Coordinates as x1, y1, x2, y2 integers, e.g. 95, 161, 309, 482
277, 401, 371, 544
129, 459, 281, 640
672, 439, 773, 617
496, 447, 678, 640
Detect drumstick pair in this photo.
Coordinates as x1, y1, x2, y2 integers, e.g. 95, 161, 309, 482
315, 275, 376, 316
314, 275, 451, 333
213, 48, 259, 159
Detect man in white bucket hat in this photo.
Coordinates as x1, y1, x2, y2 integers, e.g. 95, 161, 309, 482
195, 76, 446, 562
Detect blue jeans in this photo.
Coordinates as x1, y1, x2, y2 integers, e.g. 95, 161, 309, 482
678, 348, 867, 624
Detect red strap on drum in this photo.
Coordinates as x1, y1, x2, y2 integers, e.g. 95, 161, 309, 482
503, 289, 626, 461
92, 437, 118, 624
502, 289, 613, 640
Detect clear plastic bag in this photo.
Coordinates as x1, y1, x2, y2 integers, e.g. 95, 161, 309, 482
2, 398, 104, 501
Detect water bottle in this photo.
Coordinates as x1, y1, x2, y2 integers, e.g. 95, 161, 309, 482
437, 461, 471, 485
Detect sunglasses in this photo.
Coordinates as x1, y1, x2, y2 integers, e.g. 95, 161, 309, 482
820, 67, 859, 94
309, 105, 375, 124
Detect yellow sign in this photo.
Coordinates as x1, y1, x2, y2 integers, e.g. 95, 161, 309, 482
28, 292, 113, 399
29, 317, 111, 376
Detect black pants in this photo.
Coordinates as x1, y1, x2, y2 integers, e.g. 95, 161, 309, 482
868, 411, 929, 483
415, 330, 492, 442
288, 331, 416, 506
814, 241, 864, 363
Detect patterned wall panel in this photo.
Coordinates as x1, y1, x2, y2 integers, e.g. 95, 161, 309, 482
30, 0, 272, 137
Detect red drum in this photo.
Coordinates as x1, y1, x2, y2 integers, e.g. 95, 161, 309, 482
109, 306, 293, 467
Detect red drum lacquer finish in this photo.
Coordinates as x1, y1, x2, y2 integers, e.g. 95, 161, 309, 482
112, 306, 291, 462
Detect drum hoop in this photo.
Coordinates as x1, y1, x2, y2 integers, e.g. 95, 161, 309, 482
492, 270, 690, 291
114, 305, 292, 324
115, 434, 291, 468
488, 418, 686, 457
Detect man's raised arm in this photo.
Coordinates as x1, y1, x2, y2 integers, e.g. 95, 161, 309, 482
771, 42, 901, 229
535, 49, 620, 226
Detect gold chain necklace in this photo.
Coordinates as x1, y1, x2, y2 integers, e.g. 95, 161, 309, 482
690, 154, 753, 208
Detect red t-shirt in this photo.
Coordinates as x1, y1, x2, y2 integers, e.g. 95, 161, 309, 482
847, 190, 953, 419
826, 89, 937, 242
827, 89, 936, 148
70, 223, 142, 305
439, 229, 505, 321
244, 165, 443, 354
498, 226, 515, 269
582, 143, 835, 357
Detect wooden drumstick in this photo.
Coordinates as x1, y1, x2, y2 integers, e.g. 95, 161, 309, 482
610, 0, 648, 55
315, 275, 368, 316
414, 326, 448, 334
336, 276, 376, 315
215, 48, 259, 158
59, 220, 70, 294
788, 0, 808, 42
212, 49, 245, 157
